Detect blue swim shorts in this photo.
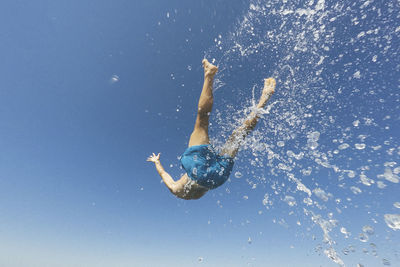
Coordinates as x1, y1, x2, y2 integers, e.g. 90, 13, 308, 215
180, 144, 234, 190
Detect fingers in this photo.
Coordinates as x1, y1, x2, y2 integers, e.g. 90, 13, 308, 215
147, 153, 161, 162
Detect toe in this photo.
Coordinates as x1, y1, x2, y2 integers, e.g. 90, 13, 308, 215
264, 78, 276, 87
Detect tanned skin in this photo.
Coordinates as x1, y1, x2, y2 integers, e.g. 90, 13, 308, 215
147, 59, 276, 200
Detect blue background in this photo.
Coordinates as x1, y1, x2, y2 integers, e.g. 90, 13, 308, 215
0, 0, 399, 266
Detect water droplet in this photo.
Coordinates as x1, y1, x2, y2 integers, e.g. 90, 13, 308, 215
277, 141, 285, 147
350, 186, 362, 195
360, 174, 374, 186
313, 188, 331, 202
110, 74, 120, 84
359, 233, 369, 242
340, 227, 350, 238
284, 195, 297, 206
382, 258, 391, 266
303, 197, 313, 206
378, 168, 399, 183
377, 181, 387, 189
307, 140, 318, 150
355, 143, 366, 150
234, 171, 242, 178
347, 170, 356, 178
362, 225, 374, 235
393, 202, 400, 209
384, 214, 400, 230
307, 131, 320, 142
338, 143, 349, 150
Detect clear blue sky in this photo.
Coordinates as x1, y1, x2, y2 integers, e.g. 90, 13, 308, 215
0, 0, 399, 266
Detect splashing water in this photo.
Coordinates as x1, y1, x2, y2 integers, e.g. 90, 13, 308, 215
384, 214, 400, 231
206, 0, 400, 265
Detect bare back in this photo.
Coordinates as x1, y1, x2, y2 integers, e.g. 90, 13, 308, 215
173, 174, 209, 200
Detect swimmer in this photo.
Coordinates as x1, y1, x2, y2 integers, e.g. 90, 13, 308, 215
147, 59, 276, 200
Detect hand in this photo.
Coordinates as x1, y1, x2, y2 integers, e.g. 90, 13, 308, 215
147, 153, 161, 163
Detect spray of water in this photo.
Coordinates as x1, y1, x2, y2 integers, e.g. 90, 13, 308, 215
206, 0, 399, 265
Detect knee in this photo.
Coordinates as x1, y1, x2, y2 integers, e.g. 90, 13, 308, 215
244, 118, 256, 128
243, 120, 257, 134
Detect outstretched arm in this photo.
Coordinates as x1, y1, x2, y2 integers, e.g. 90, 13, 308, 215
147, 153, 183, 193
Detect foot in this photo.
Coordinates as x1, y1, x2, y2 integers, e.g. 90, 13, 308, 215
257, 78, 276, 108
202, 59, 218, 78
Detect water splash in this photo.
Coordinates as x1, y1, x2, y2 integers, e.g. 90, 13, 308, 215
206, 0, 399, 265
384, 214, 400, 231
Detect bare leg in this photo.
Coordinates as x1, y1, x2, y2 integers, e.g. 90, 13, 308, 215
220, 78, 276, 158
188, 59, 218, 147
